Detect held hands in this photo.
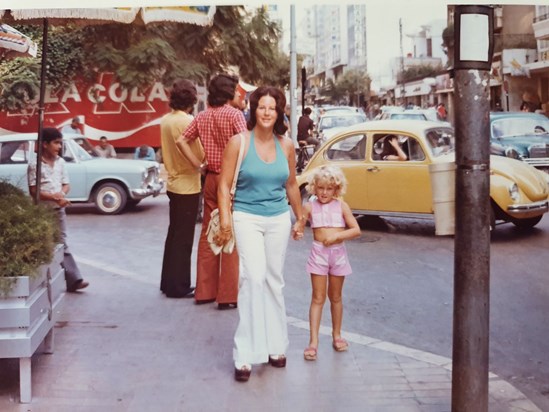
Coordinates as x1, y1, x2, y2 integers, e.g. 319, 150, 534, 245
292, 220, 305, 240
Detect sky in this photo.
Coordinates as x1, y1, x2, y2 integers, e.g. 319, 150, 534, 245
274, 1, 449, 89
364, 1, 448, 79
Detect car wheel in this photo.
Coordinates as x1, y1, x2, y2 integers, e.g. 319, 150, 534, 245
93, 182, 127, 215
511, 215, 543, 229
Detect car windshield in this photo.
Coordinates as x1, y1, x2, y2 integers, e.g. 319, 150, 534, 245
425, 128, 455, 157
319, 115, 366, 130
391, 113, 427, 120
491, 116, 549, 138
66, 138, 97, 161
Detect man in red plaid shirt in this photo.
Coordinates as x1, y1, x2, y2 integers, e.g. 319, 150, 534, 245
177, 73, 247, 310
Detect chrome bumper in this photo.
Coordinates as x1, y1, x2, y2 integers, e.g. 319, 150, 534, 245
507, 200, 548, 215
131, 180, 164, 198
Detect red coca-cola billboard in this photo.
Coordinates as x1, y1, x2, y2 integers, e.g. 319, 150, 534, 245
0, 73, 206, 149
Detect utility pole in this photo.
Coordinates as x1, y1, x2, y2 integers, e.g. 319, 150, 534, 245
34, 18, 48, 205
451, 6, 494, 412
289, 5, 298, 143
399, 18, 406, 107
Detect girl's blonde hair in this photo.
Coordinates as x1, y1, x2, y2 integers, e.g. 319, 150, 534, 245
306, 165, 347, 197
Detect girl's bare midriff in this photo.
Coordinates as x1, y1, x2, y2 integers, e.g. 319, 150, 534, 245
313, 227, 345, 244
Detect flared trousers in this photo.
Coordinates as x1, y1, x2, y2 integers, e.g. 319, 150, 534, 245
232, 210, 291, 365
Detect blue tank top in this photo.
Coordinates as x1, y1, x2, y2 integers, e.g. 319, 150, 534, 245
233, 132, 290, 216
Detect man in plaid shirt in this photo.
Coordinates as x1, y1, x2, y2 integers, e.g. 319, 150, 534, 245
177, 73, 247, 310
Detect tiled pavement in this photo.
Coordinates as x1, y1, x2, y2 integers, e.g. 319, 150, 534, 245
0, 259, 542, 412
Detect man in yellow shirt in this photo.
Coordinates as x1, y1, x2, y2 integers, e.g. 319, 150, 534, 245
160, 79, 205, 298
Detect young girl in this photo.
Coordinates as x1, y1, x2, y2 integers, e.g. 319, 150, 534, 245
302, 165, 361, 361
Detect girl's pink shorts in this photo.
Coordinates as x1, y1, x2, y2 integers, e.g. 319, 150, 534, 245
306, 241, 352, 276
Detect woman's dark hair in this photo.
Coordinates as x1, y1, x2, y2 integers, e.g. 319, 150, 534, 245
380, 135, 397, 157
207, 73, 239, 107
247, 86, 288, 136
169, 79, 197, 111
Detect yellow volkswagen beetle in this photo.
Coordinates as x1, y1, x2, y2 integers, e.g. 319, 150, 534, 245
296, 120, 549, 232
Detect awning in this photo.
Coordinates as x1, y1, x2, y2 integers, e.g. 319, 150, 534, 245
0, 23, 37, 57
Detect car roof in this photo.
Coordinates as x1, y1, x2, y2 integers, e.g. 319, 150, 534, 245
331, 119, 450, 135
320, 112, 365, 119
490, 111, 548, 120
324, 106, 356, 111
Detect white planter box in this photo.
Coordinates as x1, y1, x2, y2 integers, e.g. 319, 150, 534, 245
0, 244, 65, 403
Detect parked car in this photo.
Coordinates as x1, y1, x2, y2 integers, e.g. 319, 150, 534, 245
322, 106, 358, 114
0, 133, 163, 214
297, 120, 549, 231
378, 109, 428, 121
315, 112, 367, 143
490, 111, 549, 174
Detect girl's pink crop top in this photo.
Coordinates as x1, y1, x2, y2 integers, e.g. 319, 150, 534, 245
309, 199, 346, 228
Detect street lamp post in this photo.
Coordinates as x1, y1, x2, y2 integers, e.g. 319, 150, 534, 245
451, 5, 494, 412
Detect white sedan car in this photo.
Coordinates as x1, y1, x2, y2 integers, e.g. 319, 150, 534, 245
0, 133, 163, 214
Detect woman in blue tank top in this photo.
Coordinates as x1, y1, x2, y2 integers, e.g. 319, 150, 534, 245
215, 86, 306, 382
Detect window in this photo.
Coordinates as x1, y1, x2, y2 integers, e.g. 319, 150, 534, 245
0, 141, 29, 164
406, 137, 426, 161
372, 134, 425, 161
325, 134, 366, 161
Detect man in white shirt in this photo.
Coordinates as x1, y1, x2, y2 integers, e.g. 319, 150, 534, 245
95, 136, 117, 158
60, 116, 82, 134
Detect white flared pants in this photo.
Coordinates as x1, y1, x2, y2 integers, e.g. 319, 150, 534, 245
232, 210, 291, 366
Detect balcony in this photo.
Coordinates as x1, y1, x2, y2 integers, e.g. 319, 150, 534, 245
533, 13, 549, 40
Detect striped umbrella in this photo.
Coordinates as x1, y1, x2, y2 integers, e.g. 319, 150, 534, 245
0, 23, 37, 57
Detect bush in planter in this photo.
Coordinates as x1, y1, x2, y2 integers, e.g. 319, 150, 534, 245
0, 181, 60, 295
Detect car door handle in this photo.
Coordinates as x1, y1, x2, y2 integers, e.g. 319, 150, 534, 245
367, 166, 380, 172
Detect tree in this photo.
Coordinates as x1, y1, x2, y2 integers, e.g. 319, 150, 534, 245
320, 78, 346, 104
0, 6, 286, 112
337, 69, 371, 106
319, 69, 372, 106
398, 64, 444, 83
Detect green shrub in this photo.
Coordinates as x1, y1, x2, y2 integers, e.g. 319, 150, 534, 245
0, 181, 60, 295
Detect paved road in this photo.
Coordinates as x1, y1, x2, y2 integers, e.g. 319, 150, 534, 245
60, 195, 549, 410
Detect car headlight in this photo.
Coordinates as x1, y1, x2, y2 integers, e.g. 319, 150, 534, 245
504, 147, 520, 159
141, 168, 148, 180
508, 183, 519, 202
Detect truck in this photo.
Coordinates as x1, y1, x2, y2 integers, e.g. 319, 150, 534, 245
0, 73, 207, 150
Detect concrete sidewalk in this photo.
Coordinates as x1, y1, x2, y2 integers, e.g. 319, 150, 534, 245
0, 260, 541, 412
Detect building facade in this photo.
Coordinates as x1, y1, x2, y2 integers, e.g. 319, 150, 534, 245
306, 4, 367, 103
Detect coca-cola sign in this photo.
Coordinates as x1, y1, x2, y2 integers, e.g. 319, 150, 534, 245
0, 73, 172, 148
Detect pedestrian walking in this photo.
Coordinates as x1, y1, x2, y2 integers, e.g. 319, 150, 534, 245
300, 165, 360, 361
27, 127, 89, 293
436, 103, 447, 121
176, 73, 247, 309
214, 85, 305, 382
159, 79, 204, 299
